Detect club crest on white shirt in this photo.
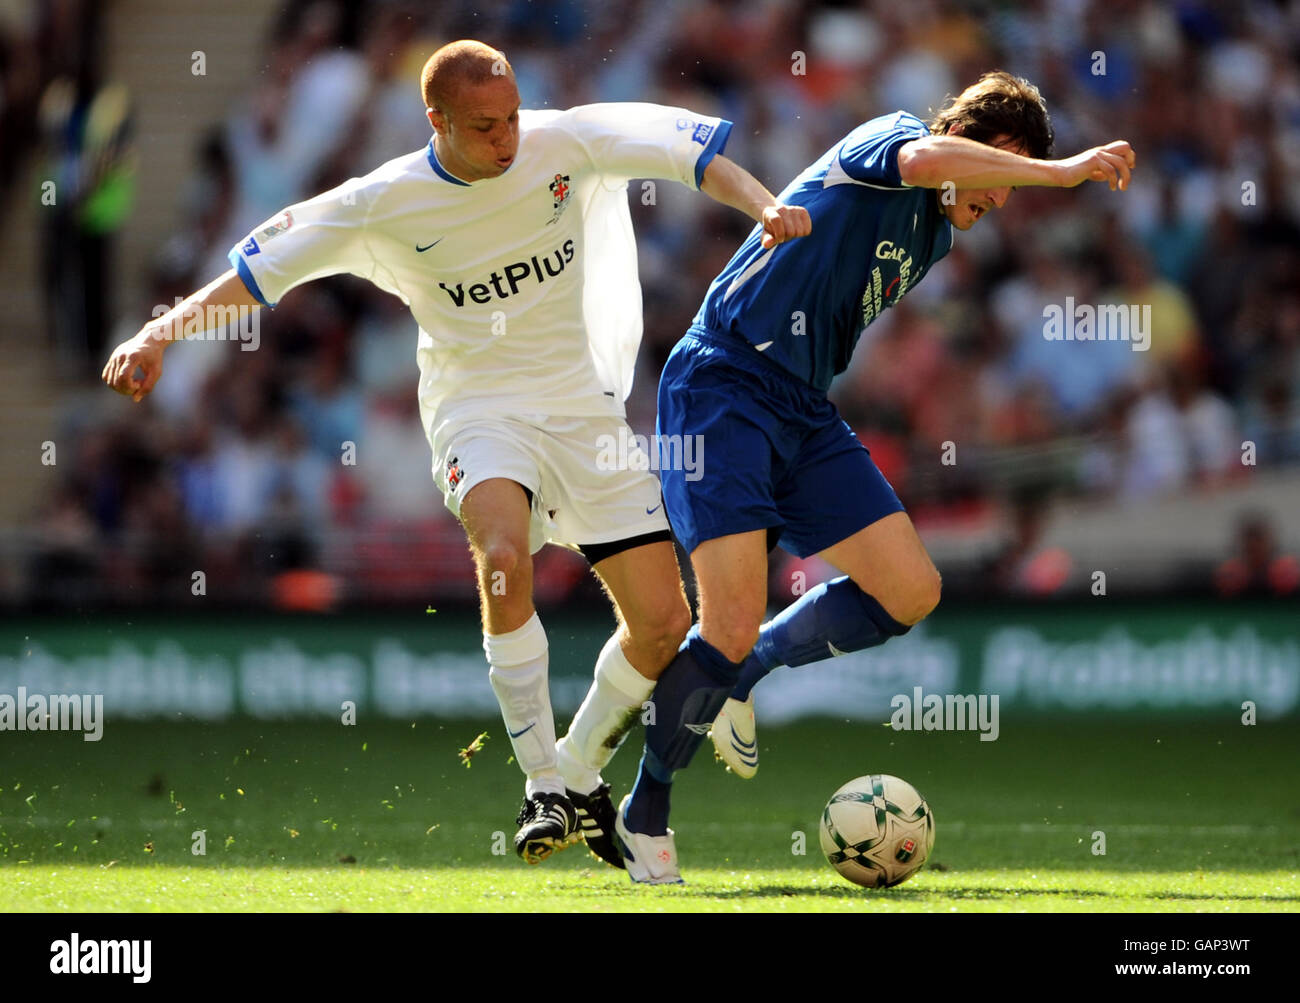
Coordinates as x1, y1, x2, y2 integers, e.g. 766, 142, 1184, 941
547, 173, 572, 224
446, 455, 465, 493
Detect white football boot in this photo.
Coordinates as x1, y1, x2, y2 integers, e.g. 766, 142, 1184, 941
614, 794, 683, 884
709, 694, 758, 778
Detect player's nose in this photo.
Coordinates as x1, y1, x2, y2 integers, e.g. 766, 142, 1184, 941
988, 187, 1011, 209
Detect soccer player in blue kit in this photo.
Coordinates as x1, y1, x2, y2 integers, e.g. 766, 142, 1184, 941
613, 72, 1136, 882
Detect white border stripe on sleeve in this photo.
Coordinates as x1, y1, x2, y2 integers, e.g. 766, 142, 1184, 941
823, 155, 907, 190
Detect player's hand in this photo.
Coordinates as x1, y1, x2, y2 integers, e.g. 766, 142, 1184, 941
760, 204, 812, 249
1055, 141, 1136, 191
102, 333, 166, 402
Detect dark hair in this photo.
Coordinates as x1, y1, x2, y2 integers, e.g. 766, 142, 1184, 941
929, 71, 1054, 159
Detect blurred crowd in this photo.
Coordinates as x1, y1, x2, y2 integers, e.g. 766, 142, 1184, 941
17, 0, 1300, 607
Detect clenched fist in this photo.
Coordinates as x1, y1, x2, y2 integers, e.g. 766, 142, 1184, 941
102, 334, 165, 402
760, 204, 813, 249
1055, 140, 1136, 191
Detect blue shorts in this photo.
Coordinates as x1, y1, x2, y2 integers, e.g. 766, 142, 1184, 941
656, 326, 904, 558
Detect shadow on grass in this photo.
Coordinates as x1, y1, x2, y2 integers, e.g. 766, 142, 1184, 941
674, 883, 1300, 904
673, 883, 1112, 901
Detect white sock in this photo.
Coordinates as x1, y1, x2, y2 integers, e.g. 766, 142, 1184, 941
484, 613, 563, 795
557, 634, 656, 795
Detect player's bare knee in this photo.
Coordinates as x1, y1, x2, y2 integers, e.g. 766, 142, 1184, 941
660, 597, 692, 656
705, 621, 760, 664
892, 570, 942, 626
477, 538, 528, 583
626, 595, 691, 666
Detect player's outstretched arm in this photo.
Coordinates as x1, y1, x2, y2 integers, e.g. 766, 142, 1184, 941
897, 135, 1136, 192
102, 268, 262, 402
700, 154, 812, 249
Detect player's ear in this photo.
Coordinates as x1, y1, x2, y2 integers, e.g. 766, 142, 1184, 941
426, 106, 444, 134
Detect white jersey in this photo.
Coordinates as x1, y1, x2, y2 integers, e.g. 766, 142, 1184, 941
228, 103, 732, 434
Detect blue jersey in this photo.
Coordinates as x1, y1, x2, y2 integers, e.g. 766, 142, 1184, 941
694, 111, 954, 392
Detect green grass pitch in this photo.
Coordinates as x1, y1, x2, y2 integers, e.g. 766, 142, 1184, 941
1, 717, 1296, 912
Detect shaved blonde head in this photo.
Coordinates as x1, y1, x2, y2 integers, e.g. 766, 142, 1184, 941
420, 39, 514, 113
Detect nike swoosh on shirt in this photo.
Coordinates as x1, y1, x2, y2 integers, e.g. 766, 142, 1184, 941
415, 238, 443, 252
508, 722, 536, 739
645, 504, 661, 515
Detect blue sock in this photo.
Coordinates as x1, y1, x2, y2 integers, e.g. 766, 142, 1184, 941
624, 626, 743, 836
625, 750, 672, 837
732, 576, 911, 701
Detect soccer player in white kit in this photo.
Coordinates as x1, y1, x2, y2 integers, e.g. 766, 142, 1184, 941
102, 40, 810, 867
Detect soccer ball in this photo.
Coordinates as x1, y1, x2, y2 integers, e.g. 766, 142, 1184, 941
819, 774, 935, 888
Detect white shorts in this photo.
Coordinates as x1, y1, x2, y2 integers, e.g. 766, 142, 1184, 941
430, 413, 670, 555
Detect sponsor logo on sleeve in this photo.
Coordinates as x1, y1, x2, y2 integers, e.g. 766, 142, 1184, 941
255, 210, 293, 242
241, 236, 260, 256
691, 122, 714, 146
